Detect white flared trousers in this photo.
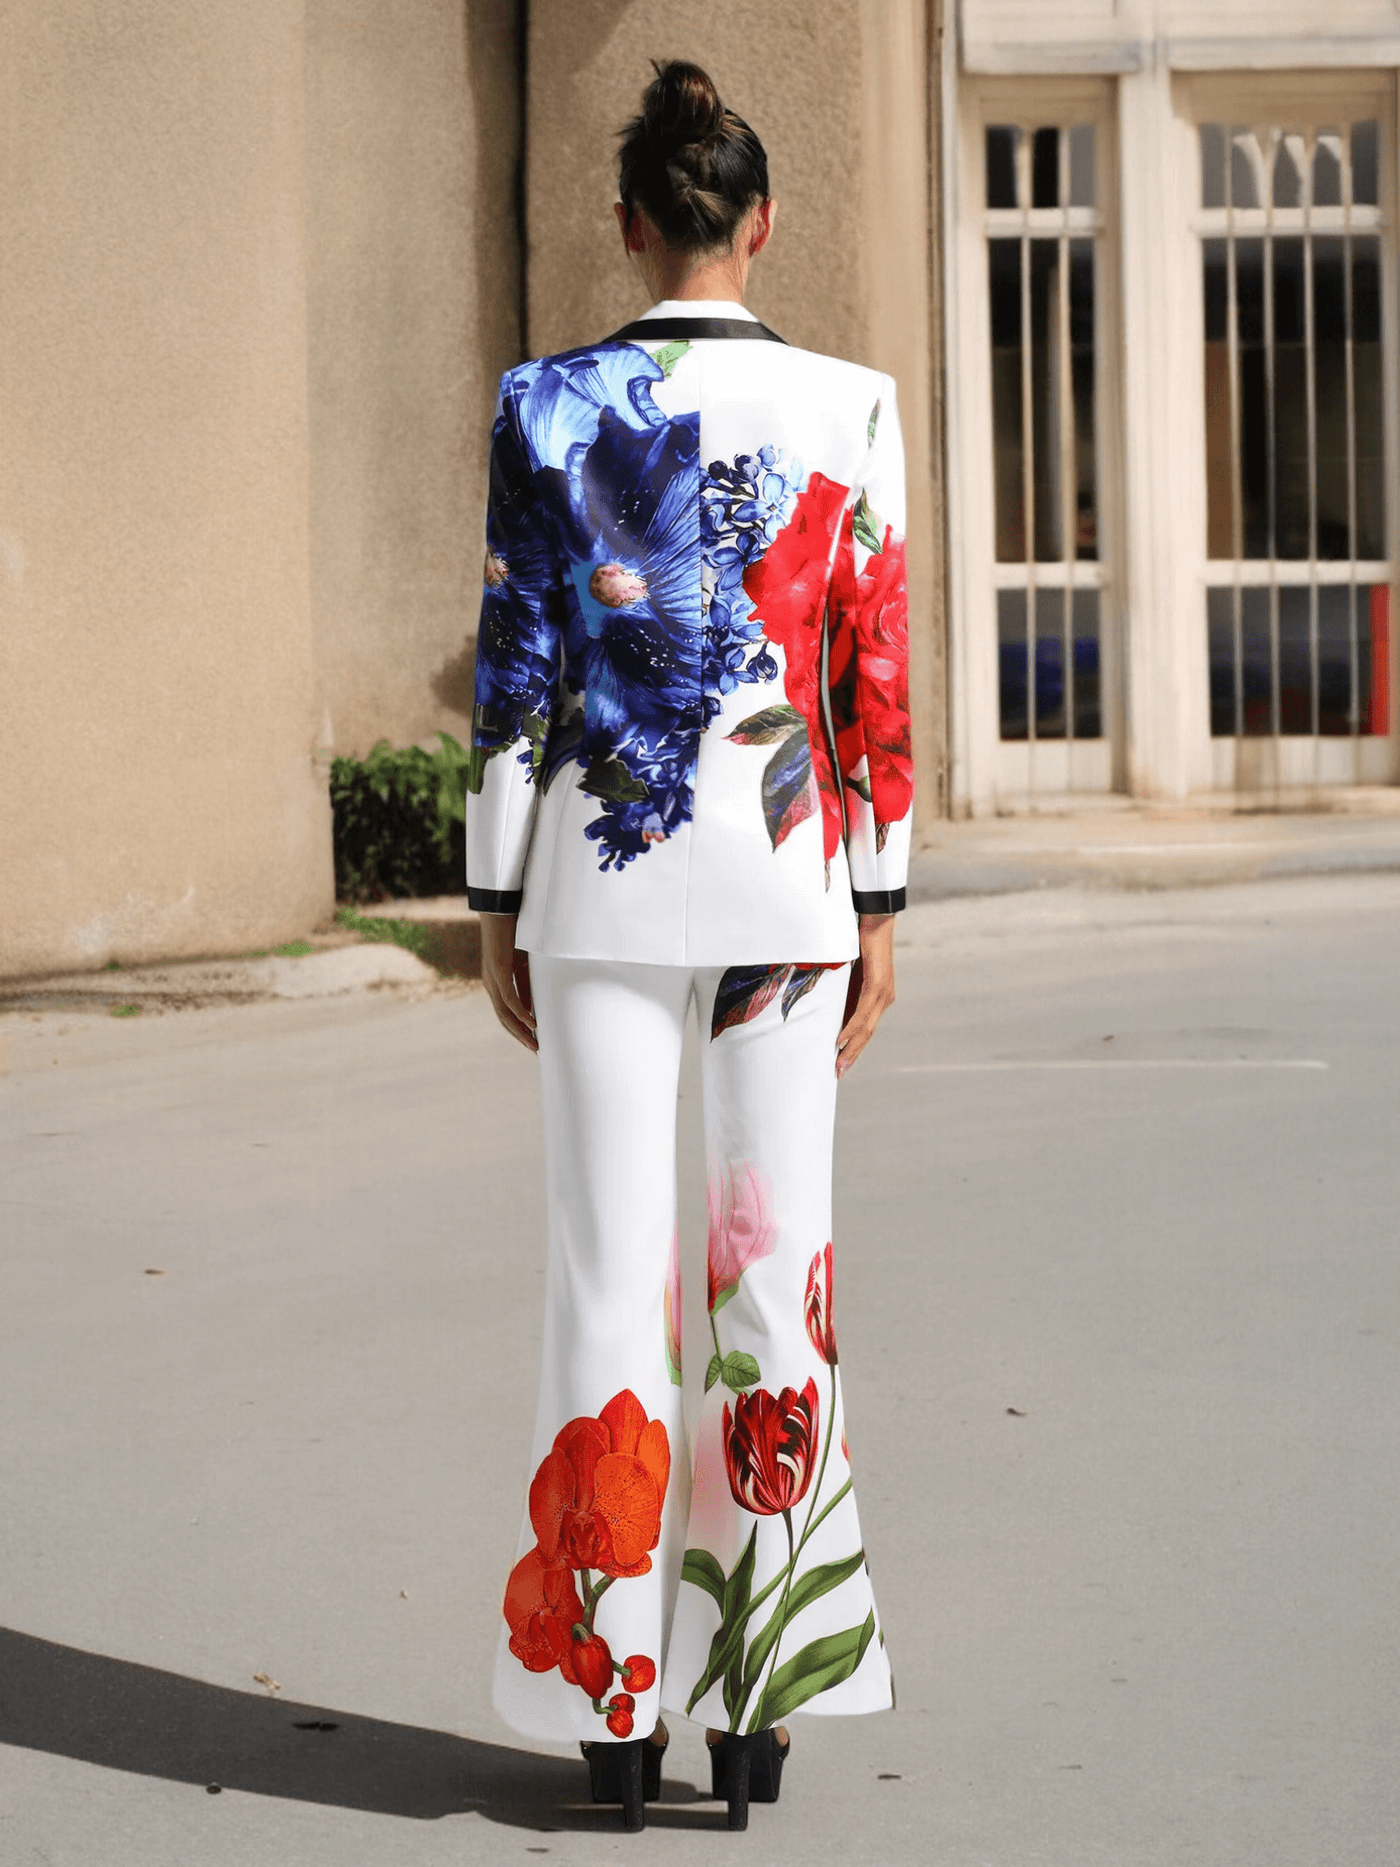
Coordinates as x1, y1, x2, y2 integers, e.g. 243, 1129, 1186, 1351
492, 956, 894, 1744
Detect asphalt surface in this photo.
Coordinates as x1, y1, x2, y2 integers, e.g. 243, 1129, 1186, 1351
2, 873, 1397, 1866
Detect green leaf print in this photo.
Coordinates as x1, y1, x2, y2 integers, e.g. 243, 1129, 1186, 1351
738, 1550, 868, 1708
719, 1351, 761, 1394
652, 339, 691, 378
704, 1351, 724, 1393
726, 702, 805, 746
685, 1525, 758, 1715
752, 1609, 877, 1729
760, 727, 816, 851
578, 757, 651, 804
681, 1548, 727, 1608
867, 397, 881, 444
463, 738, 489, 796
852, 491, 883, 556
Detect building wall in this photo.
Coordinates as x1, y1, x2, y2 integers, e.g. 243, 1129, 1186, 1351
304, 0, 523, 758
523, 0, 949, 821
0, 2, 331, 976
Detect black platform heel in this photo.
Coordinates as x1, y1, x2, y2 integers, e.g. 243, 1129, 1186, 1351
707, 1728, 790, 1829
580, 1730, 666, 1829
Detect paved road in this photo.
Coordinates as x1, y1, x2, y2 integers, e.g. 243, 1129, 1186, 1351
2, 875, 1397, 1866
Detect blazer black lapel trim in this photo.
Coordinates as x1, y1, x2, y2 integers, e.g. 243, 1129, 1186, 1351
605, 316, 787, 345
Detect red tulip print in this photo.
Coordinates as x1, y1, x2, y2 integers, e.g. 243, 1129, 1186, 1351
722, 1377, 821, 1517
502, 1547, 586, 1680
529, 1388, 671, 1578
804, 1243, 838, 1366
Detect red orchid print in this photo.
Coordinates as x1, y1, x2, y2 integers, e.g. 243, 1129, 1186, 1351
805, 1243, 838, 1366
505, 1391, 667, 1731
529, 1388, 671, 1578
742, 472, 850, 860
707, 1161, 779, 1314
723, 1377, 821, 1517
502, 1546, 586, 1679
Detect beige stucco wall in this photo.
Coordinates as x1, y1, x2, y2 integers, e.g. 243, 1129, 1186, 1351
305, 0, 523, 758
523, 0, 948, 818
0, 2, 331, 976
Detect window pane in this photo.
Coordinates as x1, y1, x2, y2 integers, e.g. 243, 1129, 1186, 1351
1207, 586, 1237, 735
1072, 589, 1101, 738
1030, 240, 1062, 561
1032, 128, 1059, 208
1317, 585, 1355, 734
1070, 240, 1097, 561
986, 126, 1019, 209
1273, 134, 1304, 209
1069, 125, 1096, 207
1312, 236, 1350, 560
1203, 239, 1233, 559
1277, 585, 1312, 731
1313, 130, 1343, 208
1353, 238, 1385, 559
1241, 586, 1273, 734
1272, 238, 1308, 560
1351, 119, 1378, 206
998, 588, 1029, 739
1036, 591, 1066, 738
1235, 240, 1269, 557
1230, 128, 1262, 210
989, 239, 1025, 562
1200, 123, 1225, 209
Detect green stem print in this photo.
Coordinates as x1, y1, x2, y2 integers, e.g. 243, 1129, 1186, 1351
683, 1246, 877, 1728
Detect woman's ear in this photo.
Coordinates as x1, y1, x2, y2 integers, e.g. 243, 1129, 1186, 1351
749, 198, 776, 256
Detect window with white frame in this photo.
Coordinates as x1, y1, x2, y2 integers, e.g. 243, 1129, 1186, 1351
985, 119, 1105, 746
1197, 114, 1391, 741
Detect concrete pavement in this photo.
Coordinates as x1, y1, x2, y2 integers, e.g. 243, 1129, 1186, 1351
1, 872, 1397, 1865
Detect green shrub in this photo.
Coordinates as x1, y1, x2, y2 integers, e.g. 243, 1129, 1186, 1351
329, 733, 471, 904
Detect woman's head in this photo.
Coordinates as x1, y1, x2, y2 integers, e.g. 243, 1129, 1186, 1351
617, 61, 769, 258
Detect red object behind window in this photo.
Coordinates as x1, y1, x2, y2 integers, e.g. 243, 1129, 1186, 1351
1370, 586, 1391, 736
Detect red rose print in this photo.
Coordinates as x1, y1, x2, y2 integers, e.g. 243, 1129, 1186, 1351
805, 1242, 838, 1366
829, 517, 912, 833
743, 472, 851, 860
502, 1547, 586, 1680
621, 1653, 656, 1693
570, 1631, 615, 1700
529, 1388, 671, 1578
722, 1377, 821, 1516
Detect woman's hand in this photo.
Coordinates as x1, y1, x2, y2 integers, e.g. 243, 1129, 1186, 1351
480, 913, 537, 1053
835, 913, 896, 1078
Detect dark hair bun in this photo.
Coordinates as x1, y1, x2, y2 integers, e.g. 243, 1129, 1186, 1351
618, 60, 769, 254
641, 61, 724, 149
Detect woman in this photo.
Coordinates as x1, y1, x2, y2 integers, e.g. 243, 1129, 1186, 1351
465, 61, 910, 1832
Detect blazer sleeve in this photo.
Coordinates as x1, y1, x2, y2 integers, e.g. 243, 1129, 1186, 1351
828, 374, 913, 914
464, 375, 562, 914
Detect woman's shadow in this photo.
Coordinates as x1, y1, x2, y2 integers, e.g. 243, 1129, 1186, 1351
0, 1625, 716, 1832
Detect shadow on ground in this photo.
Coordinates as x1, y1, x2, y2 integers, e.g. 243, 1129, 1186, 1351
0, 1627, 716, 1833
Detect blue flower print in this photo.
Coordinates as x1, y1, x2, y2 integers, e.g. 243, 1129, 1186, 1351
471, 338, 808, 872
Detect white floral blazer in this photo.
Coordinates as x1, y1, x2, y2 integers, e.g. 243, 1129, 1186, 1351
464, 298, 912, 965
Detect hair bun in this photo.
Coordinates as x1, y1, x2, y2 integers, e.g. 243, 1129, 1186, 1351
642, 59, 724, 149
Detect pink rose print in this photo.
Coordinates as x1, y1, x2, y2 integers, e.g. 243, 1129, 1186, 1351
707, 1161, 778, 1316
663, 1227, 683, 1387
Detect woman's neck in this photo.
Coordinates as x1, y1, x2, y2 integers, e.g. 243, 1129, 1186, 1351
645, 246, 747, 305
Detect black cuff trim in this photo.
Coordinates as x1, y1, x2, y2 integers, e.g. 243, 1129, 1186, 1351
852, 887, 906, 915
466, 886, 524, 914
